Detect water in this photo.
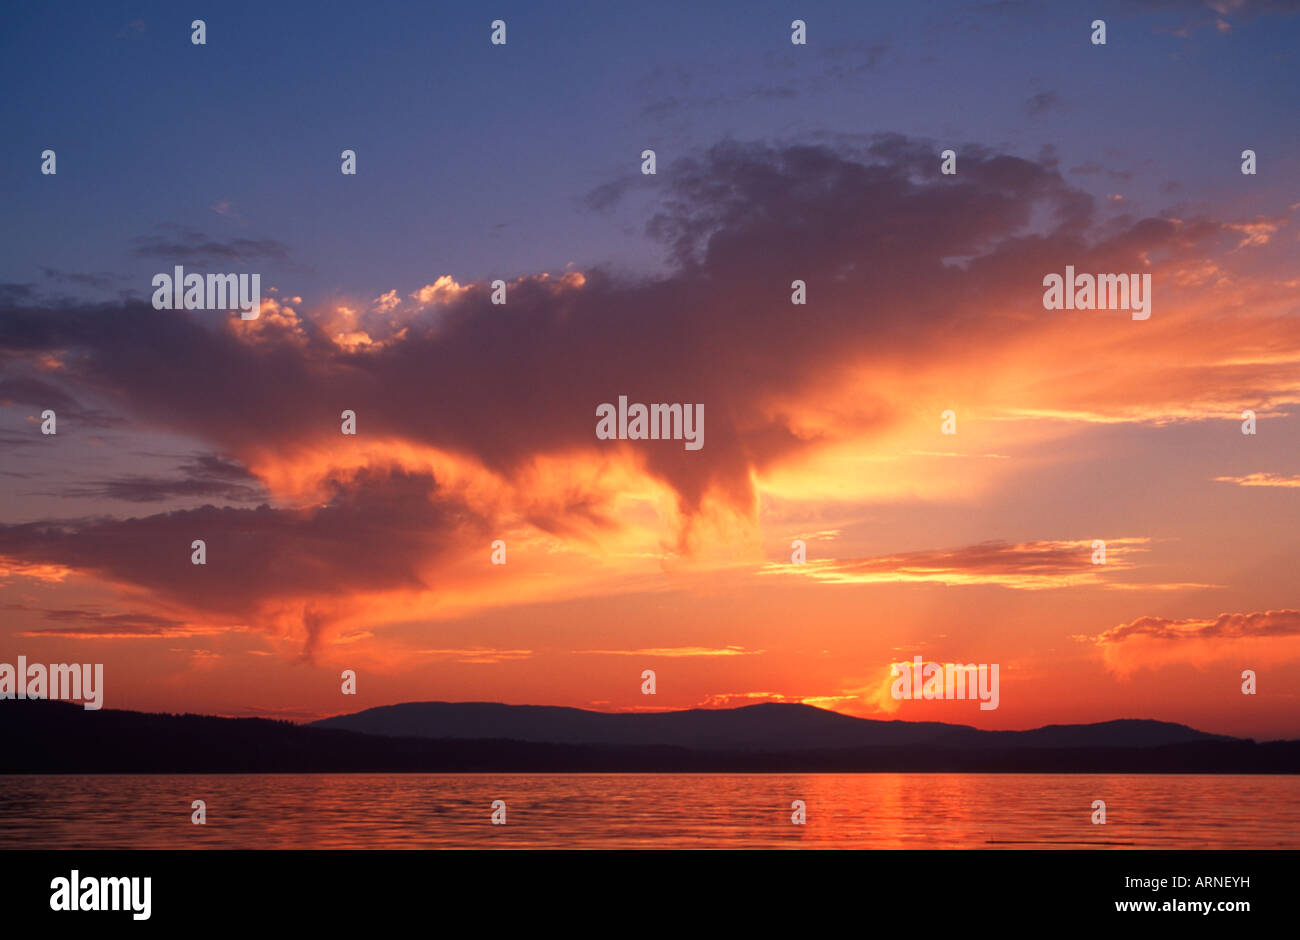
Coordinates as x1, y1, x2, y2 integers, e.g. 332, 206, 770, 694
2, 773, 1297, 849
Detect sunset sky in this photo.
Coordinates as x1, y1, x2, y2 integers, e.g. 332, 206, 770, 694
2, 1, 1298, 738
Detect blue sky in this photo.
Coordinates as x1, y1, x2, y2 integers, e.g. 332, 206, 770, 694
3, 0, 1296, 307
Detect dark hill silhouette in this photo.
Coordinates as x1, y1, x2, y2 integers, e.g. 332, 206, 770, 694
4, 699, 1294, 774
310, 701, 1233, 751
932, 718, 1231, 750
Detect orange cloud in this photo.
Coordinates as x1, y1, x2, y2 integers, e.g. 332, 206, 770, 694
1085, 609, 1300, 676
413, 648, 535, 664
575, 646, 765, 658
765, 538, 1162, 590
1213, 472, 1300, 488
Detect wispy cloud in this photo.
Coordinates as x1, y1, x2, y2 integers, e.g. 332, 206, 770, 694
14, 607, 227, 639
575, 646, 765, 657
131, 225, 289, 263
1214, 472, 1300, 488
413, 648, 534, 664
766, 538, 1159, 590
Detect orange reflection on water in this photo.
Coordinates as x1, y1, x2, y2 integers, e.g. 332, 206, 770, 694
3, 773, 1298, 849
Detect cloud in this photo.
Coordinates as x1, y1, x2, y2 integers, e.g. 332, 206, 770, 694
1, 134, 1296, 656
1093, 608, 1300, 643
130, 226, 289, 263
1225, 215, 1287, 249
0, 466, 491, 657
371, 289, 401, 313
1213, 472, 1300, 488
409, 275, 470, 307
1085, 608, 1300, 675
11, 606, 216, 639
54, 455, 266, 504
6, 135, 1282, 531
0, 376, 123, 428
767, 538, 1162, 590
413, 648, 534, 664
574, 646, 765, 657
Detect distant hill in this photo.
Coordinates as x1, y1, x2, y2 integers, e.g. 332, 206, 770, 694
5, 699, 1295, 774
310, 701, 1234, 751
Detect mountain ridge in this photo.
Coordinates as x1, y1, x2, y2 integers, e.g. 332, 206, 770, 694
3, 700, 1296, 774
309, 700, 1239, 751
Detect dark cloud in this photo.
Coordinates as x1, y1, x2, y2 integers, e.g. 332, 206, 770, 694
0, 375, 122, 429
13, 606, 192, 638
54, 455, 266, 504
0, 466, 489, 656
130, 226, 290, 264
0, 132, 1272, 656
0, 135, 1234, 526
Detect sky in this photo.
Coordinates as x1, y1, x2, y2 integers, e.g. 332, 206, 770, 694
1, 0, 1298, 738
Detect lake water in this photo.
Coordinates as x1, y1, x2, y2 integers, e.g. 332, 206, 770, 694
2, 773, 1297, 849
